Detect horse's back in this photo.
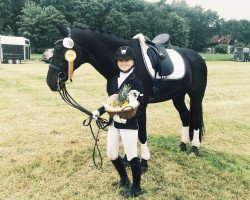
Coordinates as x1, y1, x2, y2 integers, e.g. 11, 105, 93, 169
175, 48, 204, 63
175, 48, 207, 70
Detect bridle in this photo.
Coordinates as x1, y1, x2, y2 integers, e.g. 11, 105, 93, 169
49, 35, 109, 168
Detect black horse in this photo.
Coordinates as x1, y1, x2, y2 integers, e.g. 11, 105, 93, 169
46, 27, 207, 159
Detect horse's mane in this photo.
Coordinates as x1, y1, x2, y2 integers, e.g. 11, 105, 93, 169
71, 26, 127, 42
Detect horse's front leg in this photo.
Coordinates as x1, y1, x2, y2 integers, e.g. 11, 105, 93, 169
137, 107, 150, 173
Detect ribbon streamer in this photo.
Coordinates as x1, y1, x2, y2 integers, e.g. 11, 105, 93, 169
65, 50, 76, 81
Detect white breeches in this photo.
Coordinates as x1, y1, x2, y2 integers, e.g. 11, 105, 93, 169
107, 122, 138, 161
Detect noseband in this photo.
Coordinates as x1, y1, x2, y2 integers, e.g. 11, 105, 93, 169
49, 63, 62, 71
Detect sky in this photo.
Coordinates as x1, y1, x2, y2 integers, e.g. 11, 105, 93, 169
147, 0, 250, 20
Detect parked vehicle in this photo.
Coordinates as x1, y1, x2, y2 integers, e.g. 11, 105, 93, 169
0, 35, 31, 64
41, 48, 54, 63
234, 47, 244, 61
233, 47, 249, 62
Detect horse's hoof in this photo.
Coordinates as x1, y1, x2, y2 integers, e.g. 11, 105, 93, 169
140, 159, 148, 173
191, 146, 199, 157
179, 142, 187, 151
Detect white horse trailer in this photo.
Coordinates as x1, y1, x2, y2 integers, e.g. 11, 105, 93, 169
0, 35, 31, 64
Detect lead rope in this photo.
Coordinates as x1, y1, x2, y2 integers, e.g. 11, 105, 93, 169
56, 74, 109, 168
83, 117, 108, 168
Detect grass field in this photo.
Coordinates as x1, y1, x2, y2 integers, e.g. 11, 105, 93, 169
0, 61, 249, 200
200, 53, 233, 61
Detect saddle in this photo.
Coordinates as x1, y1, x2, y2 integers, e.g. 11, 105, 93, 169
148, 33, 172, 48
144, 33, 174, 77
133, 33, 185, 97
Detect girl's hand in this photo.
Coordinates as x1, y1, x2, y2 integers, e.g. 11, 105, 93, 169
92, 110, 100, 120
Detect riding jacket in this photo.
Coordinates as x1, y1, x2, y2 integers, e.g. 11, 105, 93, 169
98, 70, 144, 130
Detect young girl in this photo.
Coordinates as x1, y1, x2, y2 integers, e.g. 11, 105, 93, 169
92, 46, 144, 198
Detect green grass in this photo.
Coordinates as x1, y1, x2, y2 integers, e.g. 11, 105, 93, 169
0, 61, 249, 199
31, 54, 42, 60
200, 53, 233, 61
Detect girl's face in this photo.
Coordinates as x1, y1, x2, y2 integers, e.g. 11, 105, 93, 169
117, 59, 134, 72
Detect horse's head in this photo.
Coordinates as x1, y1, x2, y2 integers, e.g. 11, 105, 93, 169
46, 27, 85, 91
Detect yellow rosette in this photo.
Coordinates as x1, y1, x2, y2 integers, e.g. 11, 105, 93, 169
65, 50, 77, 81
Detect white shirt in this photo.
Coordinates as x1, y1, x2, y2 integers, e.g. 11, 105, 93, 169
117, 68, 134, 88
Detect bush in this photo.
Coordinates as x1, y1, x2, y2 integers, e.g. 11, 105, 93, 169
215, 44, 228, 54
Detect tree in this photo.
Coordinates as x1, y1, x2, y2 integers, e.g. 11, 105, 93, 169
221, 20, 250, 47
143, 2, 170, 38
18, 1, 67, 52
103, 0, 146, 14
170, 0, 220, 51
11, 0, 26, 34
2, 0, 247, 52
0, 0, 15, 35
166, 12, 190, 47
185, 6, 219, 51
239, 20, 250, 46
128, 12, 150, 37
39, 0, 106, 28
143, 2, 189, 47
103, 9, 131, 38
39, 0, 85, 26
74, 0, 106, 28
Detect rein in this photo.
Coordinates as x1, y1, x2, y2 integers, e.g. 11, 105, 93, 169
56, 73, 109, 168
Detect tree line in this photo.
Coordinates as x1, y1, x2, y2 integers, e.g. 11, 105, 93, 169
0, 0, 249, 53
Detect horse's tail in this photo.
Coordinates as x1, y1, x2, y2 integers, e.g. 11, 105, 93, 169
200, 106, 205, 142
189, 100, 205, 143
187, 50, 206, 144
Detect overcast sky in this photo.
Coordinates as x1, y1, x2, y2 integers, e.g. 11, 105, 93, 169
147, 0, 250, 20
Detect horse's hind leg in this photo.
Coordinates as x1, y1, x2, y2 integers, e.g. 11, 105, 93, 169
189, 94, 204, 157
172, 94, 190, 151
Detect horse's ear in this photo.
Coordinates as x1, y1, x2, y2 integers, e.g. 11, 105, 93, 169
56, 25, 69, 37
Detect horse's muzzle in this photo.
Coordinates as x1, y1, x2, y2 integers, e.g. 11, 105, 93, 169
46, 68, 58, 91
47, 79, 58, 91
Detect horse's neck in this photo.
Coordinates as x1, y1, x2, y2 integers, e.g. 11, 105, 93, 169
79, 30, 128, 80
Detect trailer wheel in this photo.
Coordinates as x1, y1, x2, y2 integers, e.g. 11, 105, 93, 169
7, 59, 14, 64
15, 59, 21, 64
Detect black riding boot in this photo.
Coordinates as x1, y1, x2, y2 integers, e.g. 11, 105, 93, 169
123, 157, 142, 198
140, 158, 148, 173
122, 154, 130, 167
111, 156, 130, 189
